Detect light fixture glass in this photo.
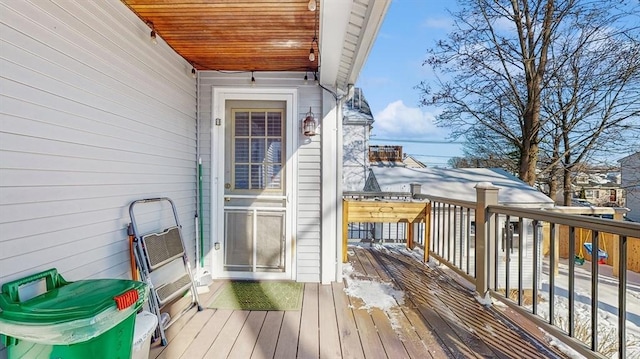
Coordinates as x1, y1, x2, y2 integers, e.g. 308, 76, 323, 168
309, 48, 315, 62
308, 0, 316, 11
303, 107, 317, 137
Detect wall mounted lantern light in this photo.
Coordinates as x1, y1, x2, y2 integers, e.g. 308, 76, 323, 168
302, 107, 317, 137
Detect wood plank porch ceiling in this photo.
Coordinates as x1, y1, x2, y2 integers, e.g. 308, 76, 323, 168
122, 0, 320, 72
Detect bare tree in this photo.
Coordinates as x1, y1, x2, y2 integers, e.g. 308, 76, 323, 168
542, 25, 640, 204
448, 124, 521, 173
419, 0, 639, 186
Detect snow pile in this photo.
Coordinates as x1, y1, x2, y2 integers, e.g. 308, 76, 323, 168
534, 295, 640, 358
543, 331, 586, 359
474, 293, 494, 307
342, 262, 405, 311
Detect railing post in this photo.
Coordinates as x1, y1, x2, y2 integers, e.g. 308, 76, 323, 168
475, 182, 499, 296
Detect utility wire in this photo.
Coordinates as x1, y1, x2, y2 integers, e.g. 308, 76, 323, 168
371, 138, 465, 144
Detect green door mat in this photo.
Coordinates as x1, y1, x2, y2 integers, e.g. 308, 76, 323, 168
208, 281, 304, 311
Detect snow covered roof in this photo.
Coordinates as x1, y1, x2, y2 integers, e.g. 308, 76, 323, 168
367, 167, 554, 207
343, 88, 374, 124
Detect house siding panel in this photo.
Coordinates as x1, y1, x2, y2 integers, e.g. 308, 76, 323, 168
621, 153, 640, 222
0, 0, 197, 292
197, 72, 322, 282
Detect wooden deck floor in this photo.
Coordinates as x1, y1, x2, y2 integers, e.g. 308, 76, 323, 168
150, 246, 566, 358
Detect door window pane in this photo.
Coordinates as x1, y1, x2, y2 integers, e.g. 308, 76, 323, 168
251, 138, 266, 162
267, 112, 281, 136
251, 112, 266, 136
235, 165, 249, 190
233, 110, 283, 190
235, 112, 250, 136
235, 139, 249, 162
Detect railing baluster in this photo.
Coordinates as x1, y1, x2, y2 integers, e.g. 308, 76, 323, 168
467, 208, 476, 277
568, 226, 576, 338
591, 230, 599, 352
452, 205, 458, 266
435, 202, 440, 255
518, 218, 523, 306
459, 206, 464, 270
494, 214, 500, 291
505, 215, 511, 299
447, 203, 452, 261
466, 208, 471, 276
549, 222, 556, 325
533, 220, 539, 316
619, 235, 627, 359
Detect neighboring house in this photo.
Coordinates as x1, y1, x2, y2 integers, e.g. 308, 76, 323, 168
368, 145, 425, 168
343, 88, 374, 191
402, 154, 427, 168
620, 152, 640, 222
549, 169, 625, 207
575, 183, 625, 207
0, 0, 391, 295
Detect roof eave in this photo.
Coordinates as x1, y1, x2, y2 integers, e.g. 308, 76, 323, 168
319, 0, 391, 92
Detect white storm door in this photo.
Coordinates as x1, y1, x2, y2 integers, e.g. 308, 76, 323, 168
223, 106, 289, 279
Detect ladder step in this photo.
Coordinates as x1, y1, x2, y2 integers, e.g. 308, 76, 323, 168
156, 273, 192, 306
143, 226, 185, 270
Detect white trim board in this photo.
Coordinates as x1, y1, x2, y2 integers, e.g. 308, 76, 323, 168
210, 87, 298, 281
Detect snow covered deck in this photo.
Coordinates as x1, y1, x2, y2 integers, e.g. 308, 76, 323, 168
150, 246, 566, 358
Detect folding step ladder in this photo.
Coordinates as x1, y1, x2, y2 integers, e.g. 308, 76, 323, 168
129, 197, 202, 346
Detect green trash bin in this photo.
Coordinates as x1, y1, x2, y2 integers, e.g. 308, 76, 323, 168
0, 269, 148, 359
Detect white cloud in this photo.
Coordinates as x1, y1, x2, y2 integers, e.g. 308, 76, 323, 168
373, 100, 442, 138
422, 16, 453, 29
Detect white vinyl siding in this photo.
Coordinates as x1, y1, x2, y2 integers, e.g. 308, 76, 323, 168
620, 153, 640, 222
197, 72, 323, 282
0, 0, 197, 292
343, 124, 369, 191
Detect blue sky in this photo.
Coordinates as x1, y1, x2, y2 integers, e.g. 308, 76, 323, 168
356, 0, 462, 167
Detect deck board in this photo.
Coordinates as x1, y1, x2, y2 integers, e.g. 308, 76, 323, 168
331, 281, 365, 359
203, 311, 250, 358
298, 283, 320, 359
151, 246, 566, 359
318, 283, 342, 359
250, 311, 284, 359
273, 309, 302, 359
347, 294, 387, 359
178, 309, 233, 359
228, 311, 267, 358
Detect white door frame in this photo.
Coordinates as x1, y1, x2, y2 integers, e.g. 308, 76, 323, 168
211, 87, 298, 280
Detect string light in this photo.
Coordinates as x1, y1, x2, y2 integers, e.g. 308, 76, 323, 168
148, 22, 158, 45
314, 72, 319, 85
307, 0, 316, 11
250, 71, 256, 87
309, 36, 317, 62
191, 68, 197, 78
304, 73, 308, 85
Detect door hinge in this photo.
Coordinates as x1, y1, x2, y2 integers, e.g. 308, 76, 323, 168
215, 118, 222, 126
